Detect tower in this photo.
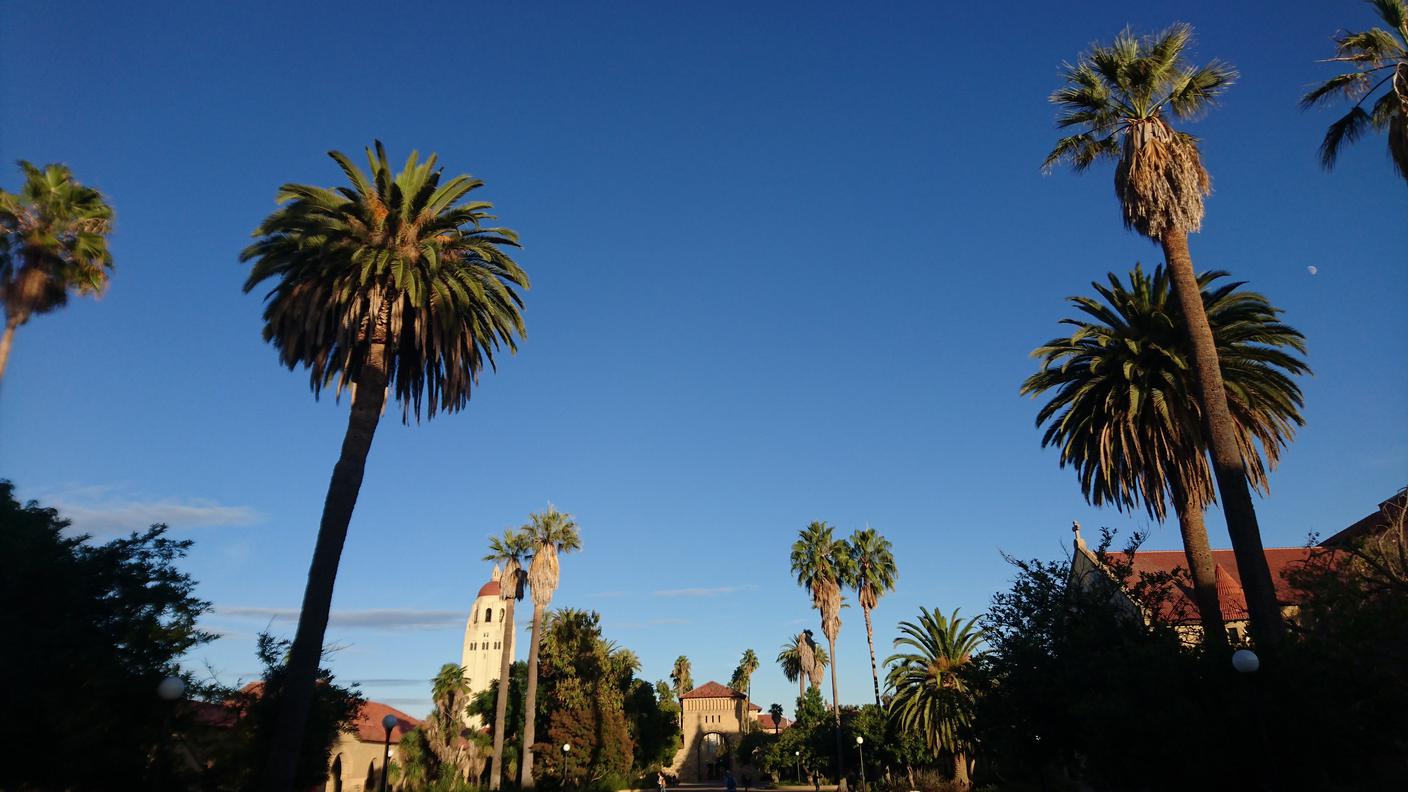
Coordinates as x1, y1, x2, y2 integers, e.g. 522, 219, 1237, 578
460, 565, 514, 728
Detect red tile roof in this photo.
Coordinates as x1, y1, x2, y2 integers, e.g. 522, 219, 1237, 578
1122, 548, 1312, 623
1320, 492, 1406, 548
477, 579, 502, 598
682, 681, 743, 699
756, 714, 791, 731
352, 700, 420, 744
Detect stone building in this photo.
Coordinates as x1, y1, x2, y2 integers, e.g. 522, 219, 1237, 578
460, 565, 514, 729
324, 700, 419, 792
670, 681, 765, 781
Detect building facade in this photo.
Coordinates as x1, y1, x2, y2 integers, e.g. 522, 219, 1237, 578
460, 565, 513, 728
670, 681, 766, 782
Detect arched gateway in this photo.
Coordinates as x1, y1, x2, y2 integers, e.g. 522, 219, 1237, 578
670, 682, 764, 781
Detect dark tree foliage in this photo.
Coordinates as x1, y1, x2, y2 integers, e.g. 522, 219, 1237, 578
470, 660, 530, 781
972, 527, 1408, 791
195, 632, 365, 791
0, 481, 212, 790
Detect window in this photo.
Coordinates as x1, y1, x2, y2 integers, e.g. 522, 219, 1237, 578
485, 608, 493, 623
499, 608, 505, 622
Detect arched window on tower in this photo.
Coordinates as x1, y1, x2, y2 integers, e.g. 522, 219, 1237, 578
499, 608, 505, 622
485, 608, 493, 622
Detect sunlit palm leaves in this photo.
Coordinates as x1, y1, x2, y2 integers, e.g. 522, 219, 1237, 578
242, 141, 528, 421
884, 608, 983, 760
1301, 0, 1408, 183
849, 527, 897, 705
1021, 265, 1309, 519
1042, 24, 1236, 238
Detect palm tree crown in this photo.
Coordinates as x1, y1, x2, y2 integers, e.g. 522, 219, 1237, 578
1301, 0, 1408, 183
485, 528, 531, 601
849, 527, 898, 705
885, 608, 984, 781
790, 521, 856, 641
1042, 24, 1237, 238
670, 655, 693, 699
777, 633, 828, 694
1021, 265, 1309, 520
242, 141, 528, 421
0, 161, 115, 380
524, 505, 582, 606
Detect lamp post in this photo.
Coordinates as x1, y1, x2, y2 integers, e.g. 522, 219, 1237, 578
154, 676, 185, 791
795, 750, 801, 785
380, 713, 398, 792
855, 736, 865, 792
562, 743, 573, 792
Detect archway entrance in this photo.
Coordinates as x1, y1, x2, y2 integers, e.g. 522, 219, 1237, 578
699, 732, 728, 780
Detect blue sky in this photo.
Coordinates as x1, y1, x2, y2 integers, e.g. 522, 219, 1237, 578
3, 1, 1404, 717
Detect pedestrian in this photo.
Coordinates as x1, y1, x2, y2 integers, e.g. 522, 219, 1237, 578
657, 771, 666, 792
743, 774, 751, 792
725, 770, 737, 792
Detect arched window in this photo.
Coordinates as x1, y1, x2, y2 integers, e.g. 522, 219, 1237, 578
499, 608, 505, 623
485, 607, 493, 622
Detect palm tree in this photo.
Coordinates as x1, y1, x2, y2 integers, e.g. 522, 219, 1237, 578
484, 528, 531, 791
519, 505, 582, 788
885, 608, 984, 787
777, 637, 806, 700
731, 648, 760, 698
1022, 266, 1308, 646
428, 664, 473, 781
1043, 26, 1287, 647
670, 655, 693, 701
243, 141, 528, 790
0, 161, 114, 382
849, 527, 897, 705
790, 521, 855, 784
1301, 0, 1408, 184
768, 703, 785, 734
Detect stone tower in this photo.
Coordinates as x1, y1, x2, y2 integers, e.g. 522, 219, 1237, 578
460, 565, 514, 728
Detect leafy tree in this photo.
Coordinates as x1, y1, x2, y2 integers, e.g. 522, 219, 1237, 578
625, 679, 683, 774
1301, 0, 1408, 184
1022, 265, 1308, 647
1042, 25, 1287, 648
848, 527, 897, 705
470, 660, 530, 783
484, 527, 531, 790
242, 141, 529, 791
0, 161, 114, 381
520, 505, 582, 787
885, 608, 983, 786
0, 481, 212, 790
197, 632, 366, 792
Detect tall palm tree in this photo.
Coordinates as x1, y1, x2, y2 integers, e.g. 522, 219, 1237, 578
1043, 26, 1287, 647
519, 505, 581, 788
768, 703, 785, 734
1022, 266, 1308, 646
790, 522, 855, 785
885, 608, 984, 788
243, 141, 528, 791
484, 528, 531, 791
1301, 0, 1408, 184
670, 655, 693, 701
0, 161, 114, 382
849, 527, 897, 705
730, 648, 761, 731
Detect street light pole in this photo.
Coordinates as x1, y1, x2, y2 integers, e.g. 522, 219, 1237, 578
155, 676, 186, 792
795, 750, 801, 785
855, 736, 865, 792
380, 713, 398, 792
563, 743, 573, 792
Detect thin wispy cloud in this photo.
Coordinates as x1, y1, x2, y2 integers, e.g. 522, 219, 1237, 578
41, 484, 261, 536
215, 606, 463, 632
652, 584, 758, 598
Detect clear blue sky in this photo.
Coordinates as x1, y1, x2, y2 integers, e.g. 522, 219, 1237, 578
3, 1, 1404, 717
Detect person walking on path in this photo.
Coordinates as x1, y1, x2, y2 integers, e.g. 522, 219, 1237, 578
656, 771, 666, 792
725, 770, 737, 792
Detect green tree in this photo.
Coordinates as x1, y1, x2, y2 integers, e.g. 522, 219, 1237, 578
519, 505, 582, 787
1021, 265, 1308, 647
426, 664, 477, 782
469, 660, 530, 783
778, 632, 829, 702
885, 608, 984, 787
1042, 25, 1287, 648
848, 527, 897, 705
484, 527, 531, 790
790, 522, 856, 786
1301, 0, 1408, 184
768, 703, 785, 734
242, 141, 528, 791
0, 161, 114, 382
0, 481, 212, 790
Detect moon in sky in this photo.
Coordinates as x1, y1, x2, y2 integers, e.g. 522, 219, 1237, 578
1307, 265, 1319, 275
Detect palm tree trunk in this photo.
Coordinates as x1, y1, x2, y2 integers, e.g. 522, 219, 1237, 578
826, 634, 846, 788
1161, 231, 1284, 648
520, 601, 547, 788
260, 320, 390, 792
1171, 484, 1229, 650
0, 315, 18, 382
798, 674, 805, 701
862, 606, 881, 706
952, 752, 969, 787
489, 594, 517, 791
